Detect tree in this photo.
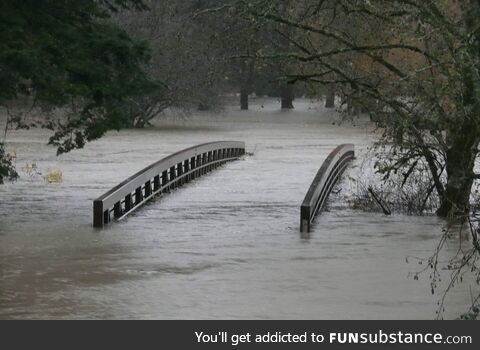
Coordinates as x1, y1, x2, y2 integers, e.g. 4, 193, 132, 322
236, 0, 480, 218
197, 1, 297, 110
0, 0, 163, 182
113, 0, 230, 124
212, 3, 266, 110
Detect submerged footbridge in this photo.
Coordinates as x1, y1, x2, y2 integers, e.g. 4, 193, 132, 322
93, 141, 354, 232
93, 141, 245, 228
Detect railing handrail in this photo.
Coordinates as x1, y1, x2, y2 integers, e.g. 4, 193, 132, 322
96, 141, 243, 207
94, 141, 245, 227
300, 144, 355, 232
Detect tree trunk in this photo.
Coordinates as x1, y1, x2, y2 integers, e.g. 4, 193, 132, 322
436, 8, 480, 218
240, 88, 249, 110
239, 58, 255, 110
438, 2, 480, 217
437, 130, 478, 218
280, 83, 294, 109
325, 87, 335, 108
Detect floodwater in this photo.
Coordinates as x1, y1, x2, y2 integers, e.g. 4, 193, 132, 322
0, 98, 474, 319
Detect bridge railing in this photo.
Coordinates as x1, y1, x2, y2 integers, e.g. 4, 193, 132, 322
300, 144, 355, 233
93, 141, 245, 228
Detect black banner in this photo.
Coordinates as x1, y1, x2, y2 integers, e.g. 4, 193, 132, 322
1, 321, 477, 349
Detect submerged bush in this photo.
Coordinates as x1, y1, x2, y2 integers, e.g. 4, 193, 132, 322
0, 143, 18, 184
345, 151, 442, 215
43, 170, 63, 184
349, 175, 440, 215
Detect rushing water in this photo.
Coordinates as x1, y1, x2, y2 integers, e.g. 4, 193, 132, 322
0, 98, 474, 319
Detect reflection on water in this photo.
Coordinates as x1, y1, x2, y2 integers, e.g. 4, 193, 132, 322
0, 99, 474, 319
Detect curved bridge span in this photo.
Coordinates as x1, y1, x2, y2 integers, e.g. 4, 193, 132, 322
93, 141, 245, 228
300, 144, 355, 233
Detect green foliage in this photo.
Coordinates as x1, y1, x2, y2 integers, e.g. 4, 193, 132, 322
0, 143, 18, 184
0, 0, 164, 154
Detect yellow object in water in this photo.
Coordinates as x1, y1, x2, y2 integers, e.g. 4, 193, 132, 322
43, 170, 63, 183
